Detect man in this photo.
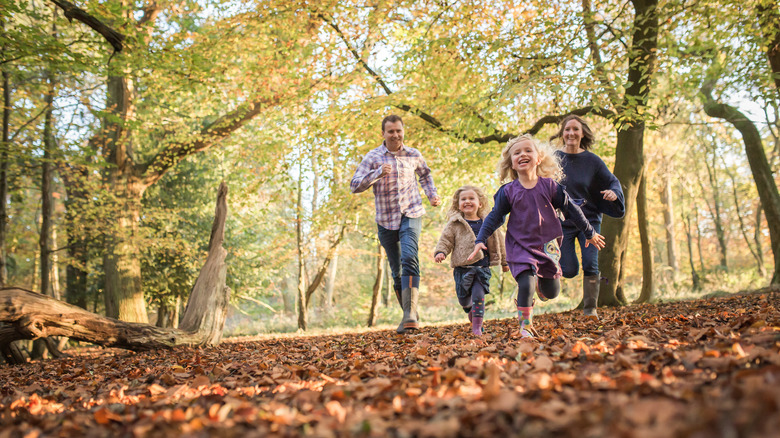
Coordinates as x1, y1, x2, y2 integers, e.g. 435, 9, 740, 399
350, 115, 441, 334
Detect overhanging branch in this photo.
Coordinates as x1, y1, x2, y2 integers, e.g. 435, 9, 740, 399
49, 0, 125, 52
140, 95, 279, 188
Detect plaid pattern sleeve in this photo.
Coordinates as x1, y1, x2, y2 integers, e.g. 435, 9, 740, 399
349, 144, 438, 230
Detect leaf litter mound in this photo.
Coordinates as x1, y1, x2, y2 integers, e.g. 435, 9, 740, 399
2, 291, 779, 437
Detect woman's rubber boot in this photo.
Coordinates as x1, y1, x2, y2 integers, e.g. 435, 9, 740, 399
583, 275, 600, 320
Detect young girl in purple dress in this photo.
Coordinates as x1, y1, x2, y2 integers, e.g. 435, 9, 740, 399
469, 134, 605, 338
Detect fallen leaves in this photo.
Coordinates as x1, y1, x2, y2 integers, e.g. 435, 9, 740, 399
1, 291, 779, 436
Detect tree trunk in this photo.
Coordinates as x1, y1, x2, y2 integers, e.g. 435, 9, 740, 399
155, 295, 180, 329
757, 0, 780, 90
323, 251, 338, 310
755, 204, 767, 278
296, 165, 307, 330
0, 28, 10, 288
101, 60, 149, 323
63, 165, 90, 310
700, 150, 728, 270
40, 70, 55, 298
701, 84, 780, 284
660, 161, 678, 276
724, 162, 764, 277
684, 211, 701, 291
0, 183, 231, 363
383, 259, 391, 307
51, 225, 61, 300
599, 126, 643, 306
597, 0, 658, 306
367, 243, 384, 327
635, 172, 654, 303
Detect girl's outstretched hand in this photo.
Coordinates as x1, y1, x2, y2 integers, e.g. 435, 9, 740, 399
585, 232, 606, 250
434, 253, 446, 263
467, 243, 488, 261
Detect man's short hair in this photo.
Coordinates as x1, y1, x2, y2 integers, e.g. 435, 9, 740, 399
381, 115, 404, 132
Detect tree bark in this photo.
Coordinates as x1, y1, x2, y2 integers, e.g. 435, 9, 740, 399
324, 252, 338, 310
635, 172, 654, 303
757, 0, 780, 90
367, 243, 383, 327
755, 203, 767, 278
0, 183, 231, 363
660, 160, 678, 276
0, 23, 10, 287
724, 161, 764, 277
296, 164, 307, 330
62, 163, 90, 309
700, 149, 728, 270
684, 211, 701, 291
701, 83, 780, 284
40, 70, 56, 298
597, 0, 658, 306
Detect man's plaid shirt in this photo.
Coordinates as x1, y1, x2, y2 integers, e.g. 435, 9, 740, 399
350, 143, 438, 230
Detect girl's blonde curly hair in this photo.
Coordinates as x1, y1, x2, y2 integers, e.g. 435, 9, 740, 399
498, 134, 563, 183
448, 185, 490, 219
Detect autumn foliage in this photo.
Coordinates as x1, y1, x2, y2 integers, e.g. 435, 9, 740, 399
1, 291, 779, 437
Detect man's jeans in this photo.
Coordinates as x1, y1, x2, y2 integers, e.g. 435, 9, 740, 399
377, 216, 422, 292
560, 221, 601, 278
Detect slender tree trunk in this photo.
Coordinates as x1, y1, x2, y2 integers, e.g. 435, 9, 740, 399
40, 71, 55, 299
660, 162, 678, 276
0, 24, 10, 287
368, 243, 384, 327
31, 215, 39, 292
695, 208, 706, 274
700, 151, 728, 270
383, 259, 391, 307
296, 164, 307, 330
51, 225, 60, 300
324, 251, 338, 310
63, 165, 90, 309
684, 211, 701, 290
755, 204, 767, 277
724, 163, 764, 276
635, 172, 654, 303
597, 0, 658, 306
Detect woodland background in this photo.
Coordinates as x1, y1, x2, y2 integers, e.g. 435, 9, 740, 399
1, 0, 779, 348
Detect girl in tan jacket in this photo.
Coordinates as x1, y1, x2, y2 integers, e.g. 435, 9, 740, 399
434, 185, 508, 336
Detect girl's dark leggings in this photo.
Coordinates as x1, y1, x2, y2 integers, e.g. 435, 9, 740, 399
458, 281, 486, 310
515, 270, 560, 307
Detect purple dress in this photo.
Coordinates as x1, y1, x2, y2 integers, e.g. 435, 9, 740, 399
476, 178, 595, 279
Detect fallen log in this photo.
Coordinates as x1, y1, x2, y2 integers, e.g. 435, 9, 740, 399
0, 183, 231, 363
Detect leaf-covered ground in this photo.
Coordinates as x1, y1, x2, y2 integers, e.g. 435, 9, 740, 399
2, 291, 779, 438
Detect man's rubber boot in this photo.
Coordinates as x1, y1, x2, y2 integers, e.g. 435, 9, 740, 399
402, 287, 419, 332
395, 289, 406, 334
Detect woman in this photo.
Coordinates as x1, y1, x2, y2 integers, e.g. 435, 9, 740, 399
551, 115, 625, 319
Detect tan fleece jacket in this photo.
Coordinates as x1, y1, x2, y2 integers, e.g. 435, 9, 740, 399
434, 212, 507, 268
